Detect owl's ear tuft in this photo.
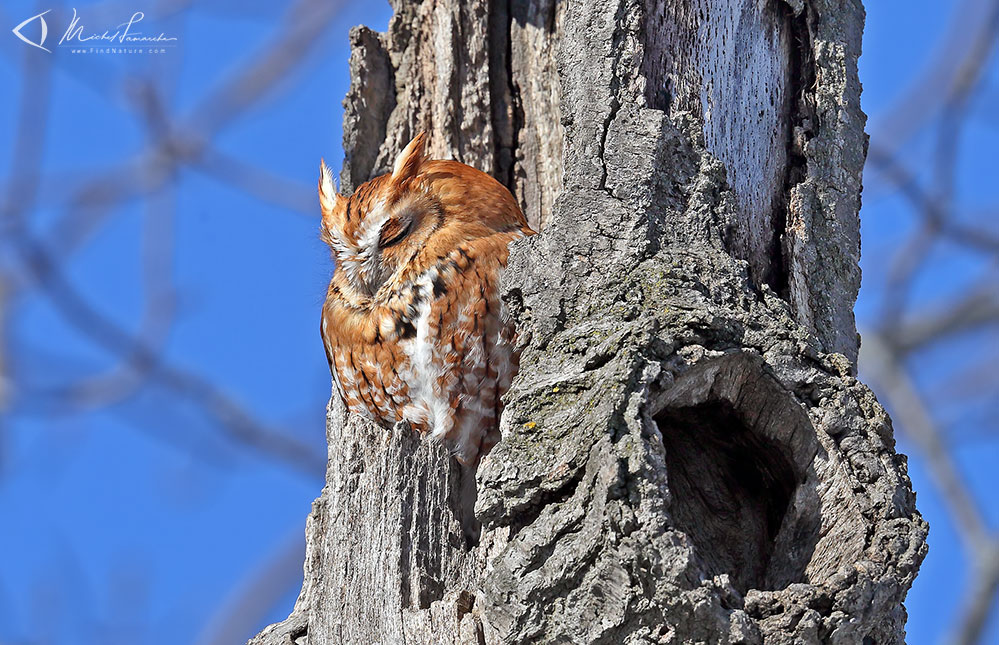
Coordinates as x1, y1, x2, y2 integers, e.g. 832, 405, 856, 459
391, 132, 428, 183
318, 158, 344, 215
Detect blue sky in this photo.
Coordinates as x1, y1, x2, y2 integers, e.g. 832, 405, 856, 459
0, 1, 994, 643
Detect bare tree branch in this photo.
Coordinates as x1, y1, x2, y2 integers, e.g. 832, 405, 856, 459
865, 0, 999, 193
948, 542, 999, 645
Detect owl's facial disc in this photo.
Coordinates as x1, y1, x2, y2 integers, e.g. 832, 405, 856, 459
351, 194, 427, 295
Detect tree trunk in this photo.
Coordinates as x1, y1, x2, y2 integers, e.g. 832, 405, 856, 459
251, 0, 927, 643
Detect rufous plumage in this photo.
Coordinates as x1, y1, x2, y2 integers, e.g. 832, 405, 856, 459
319, 132, 534, 464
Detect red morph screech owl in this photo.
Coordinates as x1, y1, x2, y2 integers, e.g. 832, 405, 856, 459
319, 132, 535, 464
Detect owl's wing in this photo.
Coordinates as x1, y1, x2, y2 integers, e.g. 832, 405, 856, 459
439, 232, 524, 463
320, 299, 349, 407
322, 291, 411, 428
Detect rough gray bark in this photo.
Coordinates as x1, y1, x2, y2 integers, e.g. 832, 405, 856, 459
252, 0, 926, 643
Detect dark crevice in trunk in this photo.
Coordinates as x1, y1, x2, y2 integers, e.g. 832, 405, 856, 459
771, 4, 816, 300
488, 0, 518, 194
656, 400, 799, 594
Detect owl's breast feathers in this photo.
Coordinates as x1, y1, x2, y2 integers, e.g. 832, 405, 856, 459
321, 227, 528, 462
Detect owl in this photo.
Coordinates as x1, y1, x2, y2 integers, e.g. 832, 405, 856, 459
318, 132, 535, 464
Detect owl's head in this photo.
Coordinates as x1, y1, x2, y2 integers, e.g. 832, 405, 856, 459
318, 132, 527, 298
